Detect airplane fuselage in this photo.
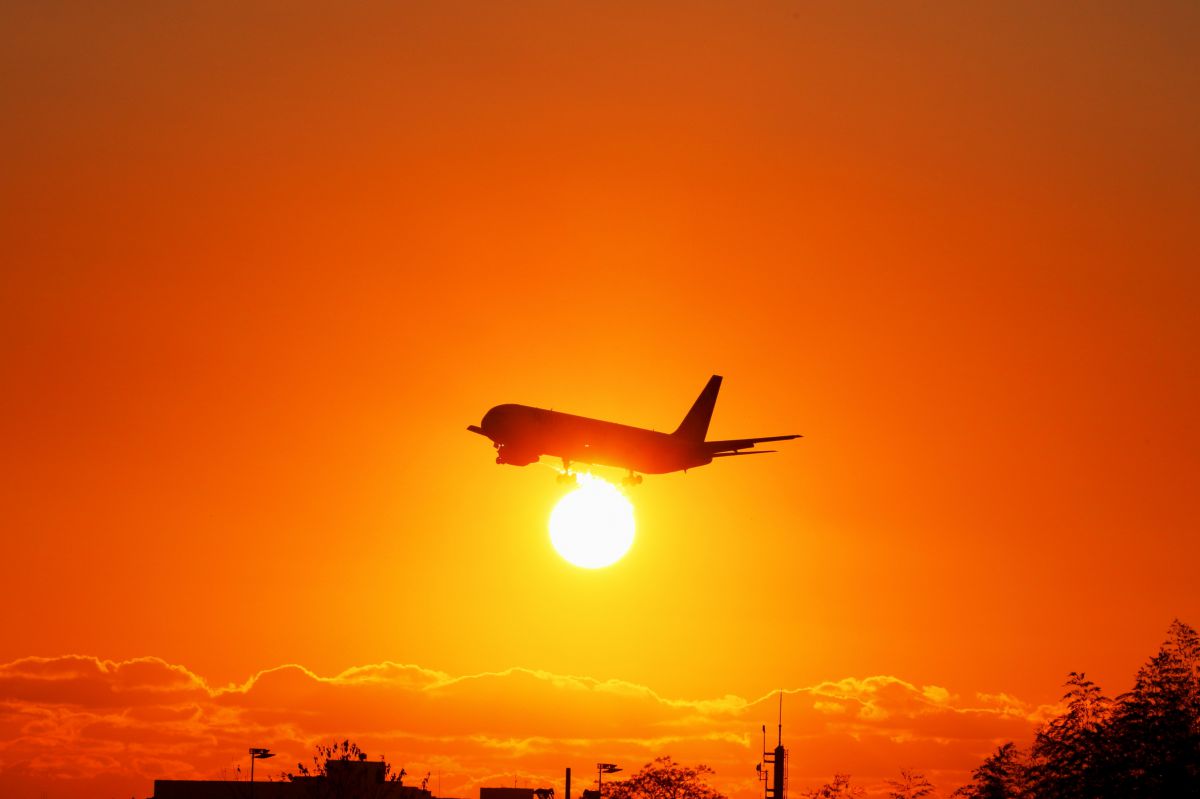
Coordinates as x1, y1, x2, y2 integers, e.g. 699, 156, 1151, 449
469, 375, 800, 481
477, 404, 712, 474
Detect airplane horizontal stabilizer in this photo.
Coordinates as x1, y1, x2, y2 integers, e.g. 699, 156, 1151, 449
712, 450, 777, 457
705, 434, 800, 454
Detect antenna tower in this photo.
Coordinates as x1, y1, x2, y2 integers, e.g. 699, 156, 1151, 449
757, 692, 787, 799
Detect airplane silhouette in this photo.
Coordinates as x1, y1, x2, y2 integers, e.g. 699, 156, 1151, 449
468, 375, 800, 485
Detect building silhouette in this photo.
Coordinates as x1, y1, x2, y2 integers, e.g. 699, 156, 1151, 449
153, 759, 434, 799
480, 789, 544, 799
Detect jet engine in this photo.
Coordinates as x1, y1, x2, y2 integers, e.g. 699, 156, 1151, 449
495, 446, 539, 466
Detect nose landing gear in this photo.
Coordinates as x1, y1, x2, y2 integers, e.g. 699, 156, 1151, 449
621, 473, 643, 487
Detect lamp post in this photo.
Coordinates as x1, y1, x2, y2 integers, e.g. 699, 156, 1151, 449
249, 748, 275, 799
597, 763, 621, 799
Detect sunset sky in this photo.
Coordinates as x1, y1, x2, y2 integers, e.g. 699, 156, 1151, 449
2, 2, 1198, 798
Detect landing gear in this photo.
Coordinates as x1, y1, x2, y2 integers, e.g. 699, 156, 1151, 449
621, 472, 643, 487
557, 458, 579, 486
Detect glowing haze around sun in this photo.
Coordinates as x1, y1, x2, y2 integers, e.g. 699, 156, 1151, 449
549, 474, 635, 568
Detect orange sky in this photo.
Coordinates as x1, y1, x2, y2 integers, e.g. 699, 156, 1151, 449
2, 2, 1198, 798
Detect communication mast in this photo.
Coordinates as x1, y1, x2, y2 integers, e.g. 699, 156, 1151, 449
757, 692, 787, 799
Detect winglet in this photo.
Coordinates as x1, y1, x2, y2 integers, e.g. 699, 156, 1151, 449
672, 375, 722, 441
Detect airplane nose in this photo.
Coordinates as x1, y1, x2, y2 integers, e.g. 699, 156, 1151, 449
480, 405, 512, 436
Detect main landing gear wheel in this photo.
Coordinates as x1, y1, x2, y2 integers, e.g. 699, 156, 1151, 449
621, 473, 643, 487
556, 457, 579, 486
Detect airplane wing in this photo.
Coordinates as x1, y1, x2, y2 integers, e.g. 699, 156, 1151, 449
705, 434, 801, 454
711, 450, 777, 458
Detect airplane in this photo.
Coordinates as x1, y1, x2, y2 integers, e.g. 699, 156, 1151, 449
467, 375, 800, 485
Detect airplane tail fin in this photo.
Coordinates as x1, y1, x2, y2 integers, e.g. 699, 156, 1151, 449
672, 375, 722, 441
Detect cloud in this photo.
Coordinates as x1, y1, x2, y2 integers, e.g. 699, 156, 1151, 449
0, 655, 211, 707
0, 656, 1041, 799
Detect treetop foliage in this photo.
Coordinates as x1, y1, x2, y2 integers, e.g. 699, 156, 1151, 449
804, 620, 1199, 798
801, 773, 865, 798
952, 619, 1200, 798
885, 769, 935, 799
283, 739, 405, 783
603, 756, 725, 799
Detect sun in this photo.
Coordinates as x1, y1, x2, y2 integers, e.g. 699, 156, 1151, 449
549, 474, 635, 568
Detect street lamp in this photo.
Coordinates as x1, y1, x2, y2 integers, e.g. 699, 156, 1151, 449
597, 763, 621, 799
249, 748, 276, 799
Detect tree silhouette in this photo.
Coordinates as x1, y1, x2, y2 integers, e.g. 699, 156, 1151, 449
800, 774, 864, 798
802, 620, 1200, 798
951, 743, 1025, 799
947, 620, 1200, 798
885, 769, 935, 799
1105, 619, 1200, 797
1026, 672, 1111, 798
603, 757, 725, 799
281, 740, 407, 799
284, 740, 405, 782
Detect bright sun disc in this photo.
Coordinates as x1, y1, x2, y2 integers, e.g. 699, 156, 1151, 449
549, 474, 635, 568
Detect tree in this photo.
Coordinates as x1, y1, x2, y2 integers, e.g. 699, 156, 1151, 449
800, 774, 864, 798
283, 739, 406, 782
603, 757, 725, 799
281, 740, 407, 799
1026, 672, 1111, 798
951, 743, 1025, 799
1105, 619, 1200, 797
885, 769, 935, 799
